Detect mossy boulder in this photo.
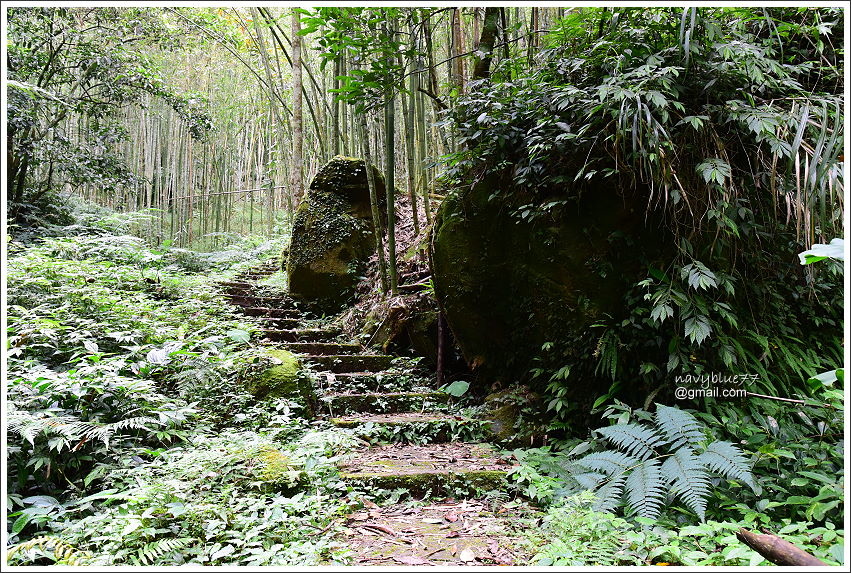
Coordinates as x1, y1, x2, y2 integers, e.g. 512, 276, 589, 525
236, 348, 316, 414
287, 155, 385, 312
430, 174, 666, 405
483, 386, 547, 446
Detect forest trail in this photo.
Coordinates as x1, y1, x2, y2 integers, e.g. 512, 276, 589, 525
218, 261, 535, 566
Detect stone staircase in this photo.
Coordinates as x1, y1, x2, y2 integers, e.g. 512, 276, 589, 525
218, 260, 531, 565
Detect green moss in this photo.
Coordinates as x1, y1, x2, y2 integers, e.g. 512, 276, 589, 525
237, 348, 316, 414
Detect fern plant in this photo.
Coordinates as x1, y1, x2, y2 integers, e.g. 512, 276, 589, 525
570, 404, 758, 521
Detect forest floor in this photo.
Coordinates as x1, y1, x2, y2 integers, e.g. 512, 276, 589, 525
221, 259, 539, 566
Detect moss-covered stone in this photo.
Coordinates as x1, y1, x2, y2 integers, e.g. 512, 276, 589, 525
430, 173, 668, 406
236, 348, 316, 414
483, 386, 547, 445
287, 156, 385, 312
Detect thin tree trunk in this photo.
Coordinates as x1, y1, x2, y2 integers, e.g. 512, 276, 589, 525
399, 45, 419, 237
451, 8, 465, 94
331, 56, 341, 157
473, 8, 501, 80
384, 16, 398, 295
290, 9, 304, 204
359, 113, 388, 293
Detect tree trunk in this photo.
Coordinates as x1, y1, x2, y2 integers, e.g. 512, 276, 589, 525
451, 8, 465, 94
473, 8, 500, 80
359, 113, 388, 293
736, 529, 827, 566
399, 44, 419, 237
290, 8, 304, 205
384, 16, 398, 295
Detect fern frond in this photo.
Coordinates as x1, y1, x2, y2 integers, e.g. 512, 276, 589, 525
133, 537, 194, 565
699, 440, 757, 492
575, 450, 639, 476
624, 458, 666, 519
660, 447, 711, 521
6, 535, 90, 565
595, 423, 665, 460
573, 472, 607, 489
654, 404, 704, 448
111, 416, 160, 432
592, 473, 627, 513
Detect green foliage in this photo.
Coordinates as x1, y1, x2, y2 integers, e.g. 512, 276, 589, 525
444, 7, 844, 416
7, 7, 213, 226
514, 405, 757, 522
799, 237, 845, 265
531, 492, 845, 566
5, 213, 361, 565
300, 7, 422, 111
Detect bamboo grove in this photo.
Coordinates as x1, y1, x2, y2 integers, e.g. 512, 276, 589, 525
8, 6, 565, 252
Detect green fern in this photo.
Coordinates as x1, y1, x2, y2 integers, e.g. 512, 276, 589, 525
595, 423, 665, 460
624, 459, 666, 519
654, 404, 705, 448
660, 447, 711, 520
571, 404, 756, 521
132, 537, 194, 565
7, 535, 91, 565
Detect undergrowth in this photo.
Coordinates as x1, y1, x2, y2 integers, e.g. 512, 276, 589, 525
5, 201, 357, 566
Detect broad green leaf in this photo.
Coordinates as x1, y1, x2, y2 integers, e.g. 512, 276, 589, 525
443, 380, 470, 397
226, 329, 251, 343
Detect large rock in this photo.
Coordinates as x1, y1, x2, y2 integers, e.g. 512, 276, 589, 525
235, 348, 316, 415
287, 156, 385, 312
430, 174, 667, 403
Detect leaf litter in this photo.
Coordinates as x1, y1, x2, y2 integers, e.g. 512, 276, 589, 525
338, 498, 538, 566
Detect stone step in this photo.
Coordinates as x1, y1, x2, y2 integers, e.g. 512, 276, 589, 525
338, 442, 513, 497
260, 327, 341, 342
305, 354, 394, 373
237, 272, 276, 279
330, 412, 485, 444
228, 295, 292, 307
242, 307, 301, 318
316, 371, 434, 394
285, 342, 362, 355
336, 498, 535, 566
257, 324, 308, 338
217, 281, 254, 288
321, 391, 449, 415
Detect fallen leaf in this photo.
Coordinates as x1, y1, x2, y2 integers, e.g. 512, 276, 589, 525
422, 518, 442, 524
362, 523, 397, 536
393, 555, 432, 565
446, 531, 460, 538
362, 499, 379, 509
350, 512, 369, 521
444, 511, 459, 522
459, 548, 476, 562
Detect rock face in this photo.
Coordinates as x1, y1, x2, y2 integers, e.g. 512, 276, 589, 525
287, 156, 384, 312
430, 174, 666, 400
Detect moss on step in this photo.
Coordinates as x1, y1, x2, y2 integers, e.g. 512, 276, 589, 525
285, 342, 361, 355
